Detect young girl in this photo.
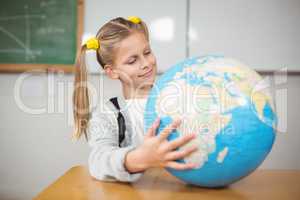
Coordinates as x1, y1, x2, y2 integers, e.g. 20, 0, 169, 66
73, 17, 198, 182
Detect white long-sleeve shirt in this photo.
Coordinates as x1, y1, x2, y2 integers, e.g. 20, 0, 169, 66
88, 95, 147, 182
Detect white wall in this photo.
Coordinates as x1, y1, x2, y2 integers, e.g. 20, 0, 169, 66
0, 0, 299, 199
189, 0, 300, 71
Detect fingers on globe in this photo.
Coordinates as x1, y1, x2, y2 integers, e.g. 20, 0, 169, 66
146, 117, 160, 137
166, 133, 196, 151
158, 118, 182, 141
165, 145, 198, 161
166, 161, 197, 170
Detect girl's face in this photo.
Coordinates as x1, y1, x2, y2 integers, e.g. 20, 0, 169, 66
105, 32, 157, 94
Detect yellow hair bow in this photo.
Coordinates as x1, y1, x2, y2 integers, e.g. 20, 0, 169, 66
85, 37, 99, 50
127, 16, 141, 24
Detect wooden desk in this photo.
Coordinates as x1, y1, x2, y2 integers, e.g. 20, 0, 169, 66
34, 166, 300, 200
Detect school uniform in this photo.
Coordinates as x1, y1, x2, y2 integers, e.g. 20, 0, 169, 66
88, 95, 147, 182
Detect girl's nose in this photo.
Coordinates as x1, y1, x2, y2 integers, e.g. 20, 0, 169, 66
140, 56, 150, 69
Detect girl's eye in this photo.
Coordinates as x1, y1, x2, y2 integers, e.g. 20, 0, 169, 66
128, 59, 136, 65
144, 50, 151, 55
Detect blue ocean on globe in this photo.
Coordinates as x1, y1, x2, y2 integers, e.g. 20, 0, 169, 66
144, 55, 277, 187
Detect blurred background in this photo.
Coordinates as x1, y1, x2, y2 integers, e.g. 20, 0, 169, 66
0, 0, 299, 199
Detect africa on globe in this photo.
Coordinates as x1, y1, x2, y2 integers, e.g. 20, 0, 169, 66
144, 55, 277, 187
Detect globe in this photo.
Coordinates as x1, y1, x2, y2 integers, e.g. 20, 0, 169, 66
144, 55, 277, 187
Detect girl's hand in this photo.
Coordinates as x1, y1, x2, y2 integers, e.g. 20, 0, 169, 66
125, 118, 198, 173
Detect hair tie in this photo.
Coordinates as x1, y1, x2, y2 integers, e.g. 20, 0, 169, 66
127, 16, 141, 24
85, 37, 100, 50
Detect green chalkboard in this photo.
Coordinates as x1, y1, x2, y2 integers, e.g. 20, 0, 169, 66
0, 0, 83, 72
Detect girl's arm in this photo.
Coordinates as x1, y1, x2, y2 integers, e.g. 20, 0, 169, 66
88, 106, 143, 182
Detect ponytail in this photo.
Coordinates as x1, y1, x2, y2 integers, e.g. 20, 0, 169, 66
72, 45, 90, 140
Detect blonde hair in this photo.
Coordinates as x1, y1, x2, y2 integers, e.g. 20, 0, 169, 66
73, 17, 149, 139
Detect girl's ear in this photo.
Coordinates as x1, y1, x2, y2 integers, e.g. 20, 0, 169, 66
104, 64, 119, 79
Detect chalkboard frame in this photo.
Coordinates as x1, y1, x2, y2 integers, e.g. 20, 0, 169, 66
0, 0, 84, 73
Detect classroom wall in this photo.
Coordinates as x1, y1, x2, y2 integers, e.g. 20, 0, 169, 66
0, 0, 299, 199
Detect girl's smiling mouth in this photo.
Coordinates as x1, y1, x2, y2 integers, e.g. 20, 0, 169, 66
139, 68, 153, 78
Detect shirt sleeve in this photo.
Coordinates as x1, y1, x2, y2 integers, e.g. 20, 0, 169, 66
87, 104, 144, 182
